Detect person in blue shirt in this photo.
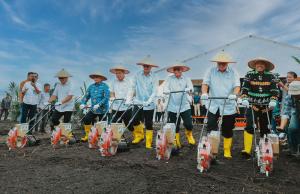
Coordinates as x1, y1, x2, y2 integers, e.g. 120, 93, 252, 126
201, 52, 240, 159
280, 80, 300, 155
193, 92, 201, 116
79, 71, 110, 142
126, 55, 159, 148
164, 63, 195, 148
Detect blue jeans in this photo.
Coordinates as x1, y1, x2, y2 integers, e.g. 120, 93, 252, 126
287, 112, 300, 153
20, 103, 37, 133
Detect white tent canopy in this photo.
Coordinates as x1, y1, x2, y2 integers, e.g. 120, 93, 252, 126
154, 35, 300, 79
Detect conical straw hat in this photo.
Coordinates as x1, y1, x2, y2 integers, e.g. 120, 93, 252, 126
110, 65, 130, 74
55, 69, 72, 78
137, 55, 159, 67
211, 52, 236, 63
248, 57, 275, 71
166, 62, 190, 73
89, 71, 107, 80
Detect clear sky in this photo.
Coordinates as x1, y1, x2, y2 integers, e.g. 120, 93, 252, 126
0, 0, 300, 97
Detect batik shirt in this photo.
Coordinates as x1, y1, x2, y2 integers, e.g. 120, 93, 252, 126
81, 82, 110, 114
241, 70, 279, 104
282, 95, 299, 119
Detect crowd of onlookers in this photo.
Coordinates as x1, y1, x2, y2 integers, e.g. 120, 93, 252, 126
0, 72, 52, 133
2, 68, 299, 156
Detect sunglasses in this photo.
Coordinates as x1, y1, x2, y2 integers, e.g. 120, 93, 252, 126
59, 77, 67, 80
217, 63, 228, 66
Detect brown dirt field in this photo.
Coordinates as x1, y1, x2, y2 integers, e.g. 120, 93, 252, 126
0, 121, 300, 194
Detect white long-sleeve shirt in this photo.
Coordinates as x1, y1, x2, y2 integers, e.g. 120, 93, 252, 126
131, 71, 158, 110
163, 74, 193, 113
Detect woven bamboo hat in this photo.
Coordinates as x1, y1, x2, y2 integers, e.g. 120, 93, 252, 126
137, 55, 159, 68
248, 57, 275, 71
166, 62, 190, 73
288, 81, 300, 95
89, 71, 107, 80
211, 52, 236, 63
55, 69, 72, 78
110, 65, 130, 74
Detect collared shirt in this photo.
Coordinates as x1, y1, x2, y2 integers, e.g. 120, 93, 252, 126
241, 70, 279, 104
111, 78, 131, 111
53, 81, 74, 112
282, 95, 298, 119
38, 91, 50, 109
22, 82, 42, 105
81, 82, 110, 114
163, 74, 194, 113
131, 71, 158, 110
203, 66, 240, 115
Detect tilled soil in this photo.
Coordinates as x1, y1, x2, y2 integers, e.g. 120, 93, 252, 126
0, 122, 300, 194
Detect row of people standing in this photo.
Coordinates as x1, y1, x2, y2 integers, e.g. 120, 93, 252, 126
79, 52, 299, 158
79, 55, 196, 149
18, 52, 299, 158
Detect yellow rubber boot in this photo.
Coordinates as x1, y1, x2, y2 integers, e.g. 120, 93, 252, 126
132, 125, 138, 143
223, 137, 233, 159
241, 131, 253, 157
81, 125, 91, 142
67, 132, 76, 144
145, 130, 153, 149
132, 123, 144, 144
185, 130, 195, 145
139, 123, 145, 140
173, 133, 181, 149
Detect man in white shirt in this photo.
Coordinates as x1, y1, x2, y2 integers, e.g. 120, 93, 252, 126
48, 69, 74, 130
126, 55, 159, 149
110, 66, 133, 130
20, 72, 41, 134
35, 83, 51, 133
201, 52, 240, 159
164, 63, 195, 148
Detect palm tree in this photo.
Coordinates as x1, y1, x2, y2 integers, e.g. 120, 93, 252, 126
8, 81, 19, 101
7, 81, 20, 121
80, 81, 87, 96
292, 56, 300, 64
